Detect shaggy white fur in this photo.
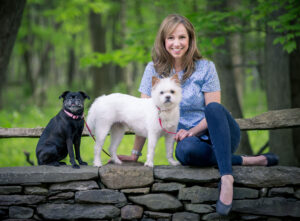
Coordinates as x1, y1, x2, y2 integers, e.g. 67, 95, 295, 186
86, 74, 182, 167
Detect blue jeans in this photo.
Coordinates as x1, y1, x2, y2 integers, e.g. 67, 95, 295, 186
175, 102, 243, 176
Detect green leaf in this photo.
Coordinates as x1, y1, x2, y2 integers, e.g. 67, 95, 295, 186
284, 40, 297, 53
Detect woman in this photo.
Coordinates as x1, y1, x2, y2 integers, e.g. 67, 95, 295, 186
118, 14, 278, 215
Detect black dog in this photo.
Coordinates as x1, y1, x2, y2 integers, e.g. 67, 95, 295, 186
36, 91, 90, 169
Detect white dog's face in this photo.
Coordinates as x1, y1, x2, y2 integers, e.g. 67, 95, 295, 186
151, 74, 182, 109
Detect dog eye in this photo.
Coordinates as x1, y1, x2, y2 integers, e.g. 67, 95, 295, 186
160, 91, 164, 95
170, 90, 175, 94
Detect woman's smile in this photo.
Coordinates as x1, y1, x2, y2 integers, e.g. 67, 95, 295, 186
165, 23, 189, 62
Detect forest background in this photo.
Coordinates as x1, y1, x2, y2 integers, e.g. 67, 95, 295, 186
0, 0, 299, 167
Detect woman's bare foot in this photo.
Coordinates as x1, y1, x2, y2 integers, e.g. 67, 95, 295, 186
242, 155, 268, 166
220, 175, 234, 205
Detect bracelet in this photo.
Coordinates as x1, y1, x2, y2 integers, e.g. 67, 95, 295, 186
132, 149, 142, 156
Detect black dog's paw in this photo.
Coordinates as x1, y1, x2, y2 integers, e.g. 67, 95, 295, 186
48, 161, 60, 167
72, 164, 80, 169
79, 161, 88, 166
59, 162, 67, 165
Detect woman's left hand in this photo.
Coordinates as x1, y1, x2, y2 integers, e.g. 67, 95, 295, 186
175, 129, 193, 142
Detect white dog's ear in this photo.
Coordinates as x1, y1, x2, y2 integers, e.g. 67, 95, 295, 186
152, 76, 160, 87
171, 74, 180, 85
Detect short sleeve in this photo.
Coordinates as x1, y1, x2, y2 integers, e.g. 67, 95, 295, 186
138, 62, 158, 96
201, 61, 221, 92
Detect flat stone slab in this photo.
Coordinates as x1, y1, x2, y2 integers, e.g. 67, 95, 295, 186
143, 211, 172, 219
0, 166, 98, 185
179, 186, 258, 203
154, 165, 219, 183
9, 206, 34, 219
121, 187, 150, 194
99, 164, 153, 189
48, 192, 74, 200
178, 186, 218, 203
232, 197, 300, 217
0, 195, 46, 206
233, 166, 300, 187
75, 189, 127, 207
37, 203, 120, 220
233, 187, 259, 199
185, 204, 214, 214
202, 212, 231, 221
0, 186, 22, 195
129, 193, 183, 211
173, 212, 200, 221
121, 205, 143, 219
49, 180, 99, 192
24, 186, 48, 195
154, 165, 300, 187
268, 187, 294, 197
151, 182, 185, 193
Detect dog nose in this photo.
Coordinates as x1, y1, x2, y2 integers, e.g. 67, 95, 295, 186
166, 96, 171, 100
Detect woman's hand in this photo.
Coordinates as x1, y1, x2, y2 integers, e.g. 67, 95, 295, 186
175, 129, 194, 142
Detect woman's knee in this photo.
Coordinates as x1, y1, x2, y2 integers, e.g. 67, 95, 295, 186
176, 136, 213, 166
175, 137, 198, 165
205, 102, 224, 117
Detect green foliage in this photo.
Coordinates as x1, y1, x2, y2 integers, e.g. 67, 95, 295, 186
255, 0, 300, 53
243, 72, 269, 154
3, 0, 297, 166
80, 46, 150, 68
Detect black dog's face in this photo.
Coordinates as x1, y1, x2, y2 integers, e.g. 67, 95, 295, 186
59, 91, 90, 115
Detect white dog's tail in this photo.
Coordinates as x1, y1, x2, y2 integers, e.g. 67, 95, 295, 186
86, 103, 97, 135
86, 95, 106, 135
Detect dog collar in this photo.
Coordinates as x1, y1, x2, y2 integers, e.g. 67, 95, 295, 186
156, 106, 171, 114
63, 109, 84, 120
156, 106, 177, 135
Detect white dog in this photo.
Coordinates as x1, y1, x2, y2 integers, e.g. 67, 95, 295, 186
86, 74, 182, 167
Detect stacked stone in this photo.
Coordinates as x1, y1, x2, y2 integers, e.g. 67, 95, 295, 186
0, 163, 299, 220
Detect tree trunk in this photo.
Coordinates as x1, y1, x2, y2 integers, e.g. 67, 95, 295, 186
110, 0, 125, 85
89, 10, 111, 97
289, 37, 300, 166
67, 35, 76, 88
22, 8, 35, 96
34, 42, 53, 107
264, 10, 297, 166
228, 0, 244, 106
209, 0, 252, 155
119, 0, 133, 94
0, 0, 26, 109
23, 43, 35, 95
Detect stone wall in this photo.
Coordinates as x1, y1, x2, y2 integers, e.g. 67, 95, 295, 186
0, 163, 299, 221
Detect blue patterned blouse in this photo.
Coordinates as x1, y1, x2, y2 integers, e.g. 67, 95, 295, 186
138, 59, 221, 131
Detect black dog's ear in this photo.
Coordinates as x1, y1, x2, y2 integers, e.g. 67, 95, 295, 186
59, 91, 70, 99
79, 91, 90, 100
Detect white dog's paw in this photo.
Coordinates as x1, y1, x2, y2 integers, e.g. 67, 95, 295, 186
113, 157, 123, 165
93, 160, 102, 167
144, 161, 154, 168
168, 159, 181, 166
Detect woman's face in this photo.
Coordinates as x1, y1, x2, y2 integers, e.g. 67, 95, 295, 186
165, 23, 189, 63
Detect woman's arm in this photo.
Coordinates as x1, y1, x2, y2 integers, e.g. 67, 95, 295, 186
175, 91, 221, 141
116, 93, 150, 162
